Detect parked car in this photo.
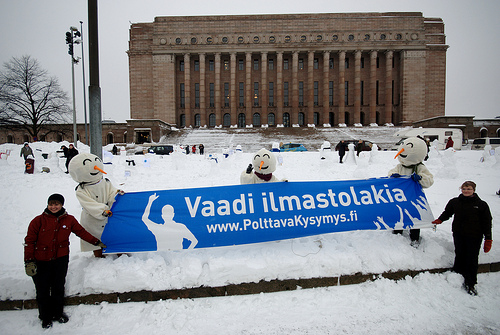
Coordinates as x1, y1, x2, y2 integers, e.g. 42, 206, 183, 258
280, 143, 307, 152
470, 137, 500, 150
148, 145, 174, 155
335, 140, 380, 151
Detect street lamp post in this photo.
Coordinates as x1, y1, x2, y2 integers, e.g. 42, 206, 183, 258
80, 21, 89, 146
65, 27, 81, 148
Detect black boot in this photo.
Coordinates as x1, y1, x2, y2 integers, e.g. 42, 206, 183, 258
54, 312, 69, 323
42, 319, 53, 329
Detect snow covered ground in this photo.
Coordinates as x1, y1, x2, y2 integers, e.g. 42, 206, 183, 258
0, 127, 499, 334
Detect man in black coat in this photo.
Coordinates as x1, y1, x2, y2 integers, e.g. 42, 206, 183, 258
61, 144, 79, 174
336, 140, 347, 163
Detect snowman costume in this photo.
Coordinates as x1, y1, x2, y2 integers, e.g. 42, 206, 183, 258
388, 136, 434, 244
388, 136, 434, 189
240, 148, 286, 184
69, 153, 119, 252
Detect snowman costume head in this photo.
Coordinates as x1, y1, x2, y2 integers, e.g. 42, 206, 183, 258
389, 136, 434, 189
394, 136, 427, 166
241, 148, 286, 184
253, 148, 277, 175
69, 153, 107, 184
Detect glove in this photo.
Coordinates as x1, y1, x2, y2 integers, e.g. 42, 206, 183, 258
246, 164, 253, 174
390, 173, 401, 178
484, 240, 492, 253
25, 261, 37, 277
411, 173, 422, 182
102, 210, 112, 217
432, 219, 442, 224
95, 241, 107, 249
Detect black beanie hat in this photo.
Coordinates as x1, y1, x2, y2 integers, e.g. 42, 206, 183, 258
48, 193, 65, 205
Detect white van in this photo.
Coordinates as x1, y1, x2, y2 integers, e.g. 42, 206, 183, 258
391, 128, 463, 150
470, 137, 500, 150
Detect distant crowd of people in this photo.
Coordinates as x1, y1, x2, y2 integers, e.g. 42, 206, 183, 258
184, 144, 204, 155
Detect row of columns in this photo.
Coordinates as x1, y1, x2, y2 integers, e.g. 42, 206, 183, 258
181, 50, 394, 127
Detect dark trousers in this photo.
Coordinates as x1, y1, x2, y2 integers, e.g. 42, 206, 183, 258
32, 255, 69, 322
452, 233, 482, 287
393, 229, 420, 242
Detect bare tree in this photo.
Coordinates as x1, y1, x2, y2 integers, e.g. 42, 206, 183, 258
0, 55, 71, 139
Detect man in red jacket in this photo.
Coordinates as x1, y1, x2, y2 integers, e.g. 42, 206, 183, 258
24, 193, 106, 329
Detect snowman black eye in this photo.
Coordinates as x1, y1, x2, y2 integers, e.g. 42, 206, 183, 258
95, 157, 102, 162
406, 143, 414, 148
254, 154, 260, 160
263, 154, 270, 159
83, 158, 92, 165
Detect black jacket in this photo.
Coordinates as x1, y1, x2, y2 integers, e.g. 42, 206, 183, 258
438, 194, 492, 240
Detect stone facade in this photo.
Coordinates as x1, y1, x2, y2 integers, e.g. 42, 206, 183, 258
128, 12, 448, 128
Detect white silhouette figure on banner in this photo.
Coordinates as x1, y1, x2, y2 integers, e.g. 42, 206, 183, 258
373, 196, 434, 230
142, 193, 198, 250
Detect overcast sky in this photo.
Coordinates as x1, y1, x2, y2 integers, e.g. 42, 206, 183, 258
1, 0, 499, 123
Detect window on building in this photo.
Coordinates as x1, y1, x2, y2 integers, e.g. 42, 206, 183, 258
194, 60, 199, 71
180, 83, 185, 108
269, 59, 274, 70
223, 113, 231, 127
180, 60, 184, 71
268, 113, 275, 126
299, 81, 304, 106
284, 82, 289, 107
329, 81, 334, 106
209, 83, 215, 107
239, 59, 244, 71
253, 113, 261, 127
254, 59, 259, 70
238, 113, 246, 128
180, 114, 185, 128
195, 83, 200, 108
254, 82, 259, 106
239, 82, 244, 107
376, 80, 379, 105
329, 58, 334, 69
194, 113, 201, 127
314, 58, 319, 69
313, 112, 319, 126
209, 113, 216, 127
224, 82, 230, 107
360, 81, 364, 105
209, 60, 214, 71
298, 112, 305, 126
314, 81, 319, 106
284, 59, 289, 70
377, 57, 380, 68
361, 57, 364, 69
269, 82, 274, 106
299, 59, 304, 70
344, 81, 348, 106
224, 60, 229, 71
392, 80, 395, 105
345, 58, 349, 69
283, 112, 290, 127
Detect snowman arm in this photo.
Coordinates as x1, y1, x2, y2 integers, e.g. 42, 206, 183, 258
76, 189, 110, 220
415, 165, 434, 188
104, 180, 119, 206
240, 171, 254, 184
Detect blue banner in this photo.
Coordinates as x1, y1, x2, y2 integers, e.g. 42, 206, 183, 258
101, 177, 435, 253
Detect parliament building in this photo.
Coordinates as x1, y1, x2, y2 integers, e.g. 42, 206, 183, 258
128, 12, 448, 130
